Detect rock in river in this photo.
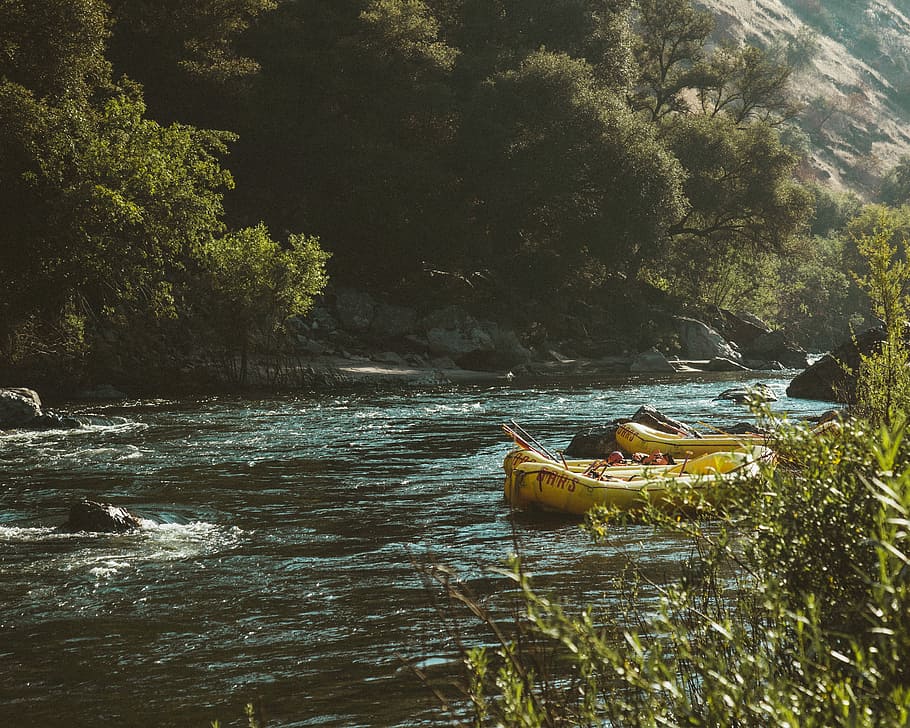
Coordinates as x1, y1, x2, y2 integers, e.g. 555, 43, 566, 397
61, 500, 142, 533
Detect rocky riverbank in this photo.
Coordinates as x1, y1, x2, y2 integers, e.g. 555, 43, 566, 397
283, 287, 811, 378
169, 286, 810, 393
4, 286, 873, 407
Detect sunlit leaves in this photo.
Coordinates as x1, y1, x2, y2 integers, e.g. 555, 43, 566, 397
659, 114, 811, 307
631, 0, 714, 120
108, 0, 277, 84
850, 211, 910, 426
361, 0, 458, 73
0, 0, 110, 100
201, 224, 329, 382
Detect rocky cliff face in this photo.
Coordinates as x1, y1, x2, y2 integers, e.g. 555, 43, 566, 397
698, 0, 910, 197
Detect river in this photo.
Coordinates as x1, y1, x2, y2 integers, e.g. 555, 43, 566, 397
0, 373, 830, 727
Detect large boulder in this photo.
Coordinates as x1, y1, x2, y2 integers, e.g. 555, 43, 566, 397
741, 330, 809, 369
306, 305, 338, 334
630, 348, 676, 373
0, 388, 43, 428
675, 317, 741, 362
422, 306, 531, 370
0, 387, 83, 429
786, 327, 885, 402
370, 303, 418, 339
715, 308, 772, 347
564, 424, 621, 457
564, 405, 699, 457
631, 404, 700, 437
61, 500, 142, 533
334, 288, 377, 332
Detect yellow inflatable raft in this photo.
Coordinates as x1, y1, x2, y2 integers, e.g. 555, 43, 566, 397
505, 447, 771, 516
616, 421, 767, 458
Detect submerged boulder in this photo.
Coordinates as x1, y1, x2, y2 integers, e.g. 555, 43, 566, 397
62, 500, 142, 533
715, 383, 778, 404
0, 387, 83, 429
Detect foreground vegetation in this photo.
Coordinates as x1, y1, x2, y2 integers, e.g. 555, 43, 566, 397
434, 415, 908, 726
428, 222, 910, 726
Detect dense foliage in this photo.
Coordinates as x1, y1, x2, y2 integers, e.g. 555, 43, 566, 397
3, 0, 910, 383
0, 0, 326, 387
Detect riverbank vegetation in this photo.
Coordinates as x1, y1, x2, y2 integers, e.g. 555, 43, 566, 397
433, 221, 910, 725
3, 1, 910, 392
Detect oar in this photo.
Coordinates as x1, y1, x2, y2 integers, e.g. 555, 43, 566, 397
509, 419, 559, 461
501, 424, 556, 461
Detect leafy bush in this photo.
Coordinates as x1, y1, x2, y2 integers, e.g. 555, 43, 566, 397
850, 211, 910, 426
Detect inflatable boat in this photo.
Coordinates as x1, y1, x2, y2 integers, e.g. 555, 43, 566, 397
504, 446, 772, 515
616, 421, 767, 458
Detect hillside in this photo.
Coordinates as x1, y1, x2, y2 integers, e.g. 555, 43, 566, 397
698, 0, 910, 198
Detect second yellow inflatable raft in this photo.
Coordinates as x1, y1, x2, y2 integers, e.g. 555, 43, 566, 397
615, 421, 767, 458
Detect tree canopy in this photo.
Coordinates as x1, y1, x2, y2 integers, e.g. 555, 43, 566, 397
1, 0, 870, 384
0, 0, 327, 384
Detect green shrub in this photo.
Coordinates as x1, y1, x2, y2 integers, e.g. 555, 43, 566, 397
851, 211, 910, 426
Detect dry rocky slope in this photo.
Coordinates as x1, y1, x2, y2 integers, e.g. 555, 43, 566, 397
697, 0, 910, 197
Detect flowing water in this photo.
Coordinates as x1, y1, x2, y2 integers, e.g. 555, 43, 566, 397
0, 373, 831, 727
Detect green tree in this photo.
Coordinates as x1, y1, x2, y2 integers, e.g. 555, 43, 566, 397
662, 115, 811, 305
201, 225, 329, 384
0, 0, 111, 101
851, 211, 910, 425
0, 0, 332, 386
460, 49, 685, 289
693, 44, 798, 125
231, 0, 459, 285
878, 153, 910, 206
774, 233, 855, 351
453, 0, 636, 92
806, 182, 863, 237
0, 78, 238, 369
631, 0, 714, 120
106, 0, 277, 124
